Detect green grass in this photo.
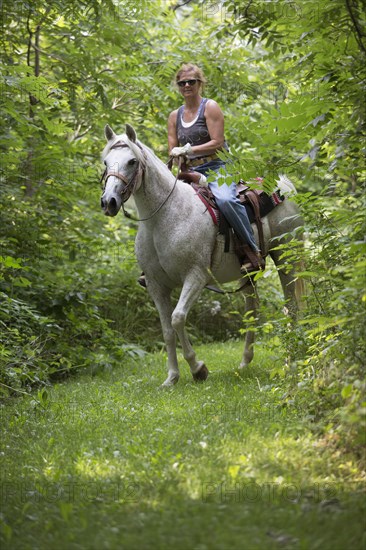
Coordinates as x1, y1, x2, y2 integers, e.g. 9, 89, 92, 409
1, 342, 365, 549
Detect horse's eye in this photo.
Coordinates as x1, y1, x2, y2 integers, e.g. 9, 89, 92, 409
104, 160, 107, 166
128, 158, 137, 166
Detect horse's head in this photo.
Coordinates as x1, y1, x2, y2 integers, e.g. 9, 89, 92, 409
100, 124, 144, 216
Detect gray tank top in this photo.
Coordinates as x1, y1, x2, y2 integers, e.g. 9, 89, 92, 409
176, 98, 228, 160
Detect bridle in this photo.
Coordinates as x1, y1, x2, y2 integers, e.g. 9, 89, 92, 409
100, 140, 182, 222
100, 141, 143, 212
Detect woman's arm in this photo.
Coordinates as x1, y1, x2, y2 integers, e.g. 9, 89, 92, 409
168, 110, 179, 153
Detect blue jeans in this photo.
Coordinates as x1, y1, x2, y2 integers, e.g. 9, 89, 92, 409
192, 160, 259, 252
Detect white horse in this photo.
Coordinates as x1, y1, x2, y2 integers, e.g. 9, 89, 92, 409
101, 124, 304, 387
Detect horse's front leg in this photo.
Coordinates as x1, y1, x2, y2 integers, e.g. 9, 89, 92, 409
146, 281, 180, 387
171, 270, 209, 382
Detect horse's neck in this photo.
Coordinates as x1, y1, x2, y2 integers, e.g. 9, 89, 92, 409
134, 161, 176, 218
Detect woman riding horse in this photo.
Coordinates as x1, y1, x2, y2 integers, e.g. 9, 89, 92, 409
101, 121, 303, 385
168, 63, 264, 273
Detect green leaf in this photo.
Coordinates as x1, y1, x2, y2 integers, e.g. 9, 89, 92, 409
341, 385, 353, 400
0, 256, 23, 269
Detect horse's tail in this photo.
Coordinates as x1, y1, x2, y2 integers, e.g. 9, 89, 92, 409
295, 271, 306, 311
276, 174, 305, 310
293, 237, 307, 311
277, 174, 297, 197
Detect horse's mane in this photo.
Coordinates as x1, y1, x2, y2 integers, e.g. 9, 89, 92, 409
102, 133, 174, 182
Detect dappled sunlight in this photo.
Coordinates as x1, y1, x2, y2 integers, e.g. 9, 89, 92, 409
169, 429, 365, 506
74, 456, 123, 479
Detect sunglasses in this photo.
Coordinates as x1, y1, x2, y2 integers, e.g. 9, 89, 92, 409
177, 79, 200, 87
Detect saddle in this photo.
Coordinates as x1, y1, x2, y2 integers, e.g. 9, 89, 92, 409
178, 171, 285, 270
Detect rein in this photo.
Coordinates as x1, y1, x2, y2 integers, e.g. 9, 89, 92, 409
101, 141, 182, 222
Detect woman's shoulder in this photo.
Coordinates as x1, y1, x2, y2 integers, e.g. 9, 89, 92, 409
168, 108, 179, 123
203, 98, 224, 119
204, 98, 222, 111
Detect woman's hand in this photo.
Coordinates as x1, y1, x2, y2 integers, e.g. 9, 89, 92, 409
170, 143, 193, 157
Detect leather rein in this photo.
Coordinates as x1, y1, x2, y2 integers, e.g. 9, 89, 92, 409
100, 141, 182, 222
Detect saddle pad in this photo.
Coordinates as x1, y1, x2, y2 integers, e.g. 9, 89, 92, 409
243, 189, 284, 223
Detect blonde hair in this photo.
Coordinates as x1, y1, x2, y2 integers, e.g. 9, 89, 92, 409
174, 63, 207, 90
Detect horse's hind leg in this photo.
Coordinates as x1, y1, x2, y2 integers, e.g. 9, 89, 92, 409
270, 248, 300, 318
239, 282, 258, 368
147, 281, 180, 387
171, 271, 209, 381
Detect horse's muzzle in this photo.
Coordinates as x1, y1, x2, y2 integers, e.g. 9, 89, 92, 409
101, 195, 120, 216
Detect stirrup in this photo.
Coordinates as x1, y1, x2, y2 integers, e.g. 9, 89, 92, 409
240, 253, 265, 275
240, 262, 258, 275
138, 273, 147, 288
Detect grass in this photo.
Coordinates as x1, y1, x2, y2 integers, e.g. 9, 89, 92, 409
0, 342, 365, 549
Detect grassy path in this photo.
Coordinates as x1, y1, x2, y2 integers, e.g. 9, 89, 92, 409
1, 342, 365, 549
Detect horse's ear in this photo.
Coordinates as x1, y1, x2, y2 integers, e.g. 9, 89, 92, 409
125, 124, 137, 143
105, 124, 116, 142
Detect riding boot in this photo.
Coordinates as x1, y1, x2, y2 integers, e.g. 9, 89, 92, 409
236, 242, 265, 274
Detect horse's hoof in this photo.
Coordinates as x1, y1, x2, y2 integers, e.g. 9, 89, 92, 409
192, 364, 209, 382
160, 375, 179, 389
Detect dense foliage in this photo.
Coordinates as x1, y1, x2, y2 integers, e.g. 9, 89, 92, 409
1, 0, 365, 451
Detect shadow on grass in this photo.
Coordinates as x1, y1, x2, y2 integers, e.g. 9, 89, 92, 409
2, 468, 365, 550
